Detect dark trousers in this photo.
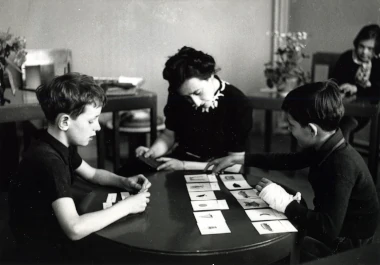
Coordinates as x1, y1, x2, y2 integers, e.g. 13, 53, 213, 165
300, 235, 373, 263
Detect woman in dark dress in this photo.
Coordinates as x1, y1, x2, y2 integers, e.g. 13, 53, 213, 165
134, 46, 253, 172
332, 24, 380, 140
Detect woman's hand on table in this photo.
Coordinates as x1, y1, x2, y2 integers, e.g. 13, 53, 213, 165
120, 174, 151, 193
339, 83, 357, 96
155, 157, 184, 171
121, 192, 151, 215
135, 146, 156, 158
204, 154, 245, 173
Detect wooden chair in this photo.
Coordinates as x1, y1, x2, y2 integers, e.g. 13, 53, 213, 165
311, 52, 341, 82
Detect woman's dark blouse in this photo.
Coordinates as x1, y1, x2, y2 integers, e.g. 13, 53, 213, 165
164, 78, 253, 161
332, 49, 380, 99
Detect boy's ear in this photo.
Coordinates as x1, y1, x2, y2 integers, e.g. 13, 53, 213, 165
57, 114, 70, 131
308, 123, 318, 137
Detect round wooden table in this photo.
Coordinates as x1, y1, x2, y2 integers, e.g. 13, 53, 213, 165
78, 171, 300, 265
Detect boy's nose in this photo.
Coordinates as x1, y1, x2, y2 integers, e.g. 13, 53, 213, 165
94, 120, 101, 131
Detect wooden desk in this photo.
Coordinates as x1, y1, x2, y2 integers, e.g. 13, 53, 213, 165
248, 92, 380, 184
78, 170, 300, 265
0, 89, 157, 172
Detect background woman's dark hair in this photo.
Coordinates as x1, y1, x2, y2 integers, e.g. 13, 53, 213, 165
36, 72, 107, 123
353, 24, 380, 55
281, 80, 344, 131
163, 46, 219, 93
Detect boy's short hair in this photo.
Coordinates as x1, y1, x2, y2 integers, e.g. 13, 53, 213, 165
281, 80, 344, 131
36, 72, 107, 123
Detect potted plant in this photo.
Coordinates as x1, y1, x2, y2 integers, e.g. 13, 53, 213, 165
264, 31, 310, 95
0, 28, 27, 105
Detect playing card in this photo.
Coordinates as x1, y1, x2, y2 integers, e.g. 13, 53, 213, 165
252, 220, 297, 234
223, 180, 252, 190
237, 198, 268, 209
245, 208, 287, 221
197, 221, 231, 235
219, 174, 246, 182
185, 174, 218, 183
189, 191, 217, 201
103, 202, 112, 209
106, 193, 117, 203
120, 192, 130, 200
194, 210, 226, 224
186, 182, 220, 192
230, 189, 260, 200
191, 200, 229, 211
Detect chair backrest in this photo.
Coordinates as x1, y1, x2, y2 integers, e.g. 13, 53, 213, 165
311, 52, 341, 82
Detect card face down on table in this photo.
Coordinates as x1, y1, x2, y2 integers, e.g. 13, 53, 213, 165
138, 155, 163, 169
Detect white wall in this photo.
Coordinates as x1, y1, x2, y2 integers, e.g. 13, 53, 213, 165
288, 0, 380, 72
0, 0, 273, 116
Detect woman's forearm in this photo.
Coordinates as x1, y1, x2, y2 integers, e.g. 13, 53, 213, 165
149, 129, 175, 158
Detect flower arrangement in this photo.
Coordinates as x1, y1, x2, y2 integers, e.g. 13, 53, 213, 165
264, 31, 310, 91
0, 28, 27, 105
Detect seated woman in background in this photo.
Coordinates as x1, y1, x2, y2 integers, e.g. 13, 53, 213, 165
120, 46, 252, 174
332, 24, 380, 140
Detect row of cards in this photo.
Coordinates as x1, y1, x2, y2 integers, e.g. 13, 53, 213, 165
103, 192, 130, 209
185, 173, 297, 235
221, 175, 298, 234
185, 174, 232, 235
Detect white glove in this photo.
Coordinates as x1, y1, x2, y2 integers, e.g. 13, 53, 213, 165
259, 183, 301, 213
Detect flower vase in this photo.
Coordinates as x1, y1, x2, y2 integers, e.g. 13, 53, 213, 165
277, 76, 299, 98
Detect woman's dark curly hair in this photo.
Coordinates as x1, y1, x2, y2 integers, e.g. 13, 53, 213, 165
353, 24, 380, 55
163, 46, 220, 93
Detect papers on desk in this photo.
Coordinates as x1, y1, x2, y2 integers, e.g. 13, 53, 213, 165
191, 200, 229, 211
185, 174, 217, 183
230, 189, 260, 200
222, 180, 252, 190
252, 220, 297, 234
219, 174, 246, 182
194, 210, 231, 235
93, 76, 144, 96
183, 173, 297, 236
186, 182, 220, 192
245, 208, 287, 221
189, 191, 217, 201
237, 198, 268, 209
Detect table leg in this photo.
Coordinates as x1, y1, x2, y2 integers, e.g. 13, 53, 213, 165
113, 112, 121, 172
150, 103, 157, 146
368, 114, 379, 184
264, 110, 273, 152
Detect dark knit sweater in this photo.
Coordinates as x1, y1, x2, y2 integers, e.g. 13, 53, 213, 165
332, 49, 380, 99
245, 130, 379, 246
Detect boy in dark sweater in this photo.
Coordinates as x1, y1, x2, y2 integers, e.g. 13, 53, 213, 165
9, 73, 151, 263
206, 81, 379, 262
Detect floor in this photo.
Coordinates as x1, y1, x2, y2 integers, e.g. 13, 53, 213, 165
1, 131, 380, 263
